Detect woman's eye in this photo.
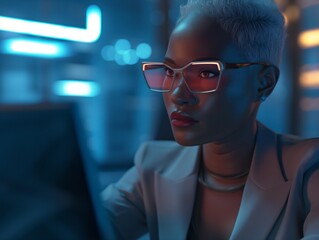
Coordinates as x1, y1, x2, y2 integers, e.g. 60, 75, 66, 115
165, 68, 175, 77
199, 71, 217, 78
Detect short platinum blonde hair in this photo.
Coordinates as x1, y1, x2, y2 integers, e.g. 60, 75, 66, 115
179, 0, 286, 66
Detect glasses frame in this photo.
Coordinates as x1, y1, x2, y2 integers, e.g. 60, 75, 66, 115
142, 60, 276, 94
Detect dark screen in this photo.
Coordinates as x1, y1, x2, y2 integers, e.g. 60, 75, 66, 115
0, 104, 101, 240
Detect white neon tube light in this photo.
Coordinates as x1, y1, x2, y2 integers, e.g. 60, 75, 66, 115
0, 5, 101, 43
3, 38, 68, 58
53, 80, 100, 97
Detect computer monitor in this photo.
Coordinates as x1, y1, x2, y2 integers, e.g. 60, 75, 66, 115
0, 103, 106, 240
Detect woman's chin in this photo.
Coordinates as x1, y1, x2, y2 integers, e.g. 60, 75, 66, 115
173, 134, 201, 146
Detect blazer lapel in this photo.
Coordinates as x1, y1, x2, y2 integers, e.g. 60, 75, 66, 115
231, 123, 291, 240
154, 123, 291, 240
155, 145, 200, 240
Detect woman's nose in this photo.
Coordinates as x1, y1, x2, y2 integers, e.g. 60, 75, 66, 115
170, 77, 198, 106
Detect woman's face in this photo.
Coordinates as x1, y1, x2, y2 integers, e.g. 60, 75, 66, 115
163, 13, 261, 146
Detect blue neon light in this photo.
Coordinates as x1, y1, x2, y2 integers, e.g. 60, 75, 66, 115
53, 80, 100, 97
3, 38, 68, 58
115, 39, 131, 53
101, 40, 153, 65
136, 43, 152, 59
0, 5, 101, 43
123, 49, 139, 65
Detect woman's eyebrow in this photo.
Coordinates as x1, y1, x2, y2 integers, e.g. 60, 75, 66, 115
163, 57, 177, 66
193, 57, 218, 62
164, 57, 219, 65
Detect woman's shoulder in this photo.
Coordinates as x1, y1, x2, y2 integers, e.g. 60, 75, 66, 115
280, 133, 319, 180
280, 133, 319, 160
135, 141, 185, 162
133, 140, 200, 176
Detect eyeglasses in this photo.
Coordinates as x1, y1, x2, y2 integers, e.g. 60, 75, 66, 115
142, 61, 275, 93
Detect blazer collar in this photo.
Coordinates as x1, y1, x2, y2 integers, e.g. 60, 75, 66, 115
230, 123, 291, 239
155, 122, 291, 240
155, 145, 201, 240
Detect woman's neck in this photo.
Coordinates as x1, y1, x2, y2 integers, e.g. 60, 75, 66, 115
202, 121, 258, 177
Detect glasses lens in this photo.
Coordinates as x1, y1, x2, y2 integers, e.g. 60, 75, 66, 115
184, 63, 220, 92
143, 64, 173, 91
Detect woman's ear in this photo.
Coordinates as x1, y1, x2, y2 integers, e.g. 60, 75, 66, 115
257, 65, 279, 102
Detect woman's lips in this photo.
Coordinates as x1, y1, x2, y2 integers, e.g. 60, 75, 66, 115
170, 112, 198, 127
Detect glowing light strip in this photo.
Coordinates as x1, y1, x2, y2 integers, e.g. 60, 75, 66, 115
300, 70, 319, 88
53, 80, 100, 97
299, 29, 319, 48
3, 38, 68, 58
0, 5, 101, 43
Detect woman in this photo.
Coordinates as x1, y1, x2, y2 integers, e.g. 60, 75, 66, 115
102, 0, 319, 239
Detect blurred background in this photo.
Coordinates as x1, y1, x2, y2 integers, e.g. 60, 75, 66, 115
0, 0, 318, 188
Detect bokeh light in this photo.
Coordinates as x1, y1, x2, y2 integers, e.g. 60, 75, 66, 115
136, 43, 152, 59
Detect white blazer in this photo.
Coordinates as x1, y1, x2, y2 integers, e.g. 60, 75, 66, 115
102, 123, 319, 240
